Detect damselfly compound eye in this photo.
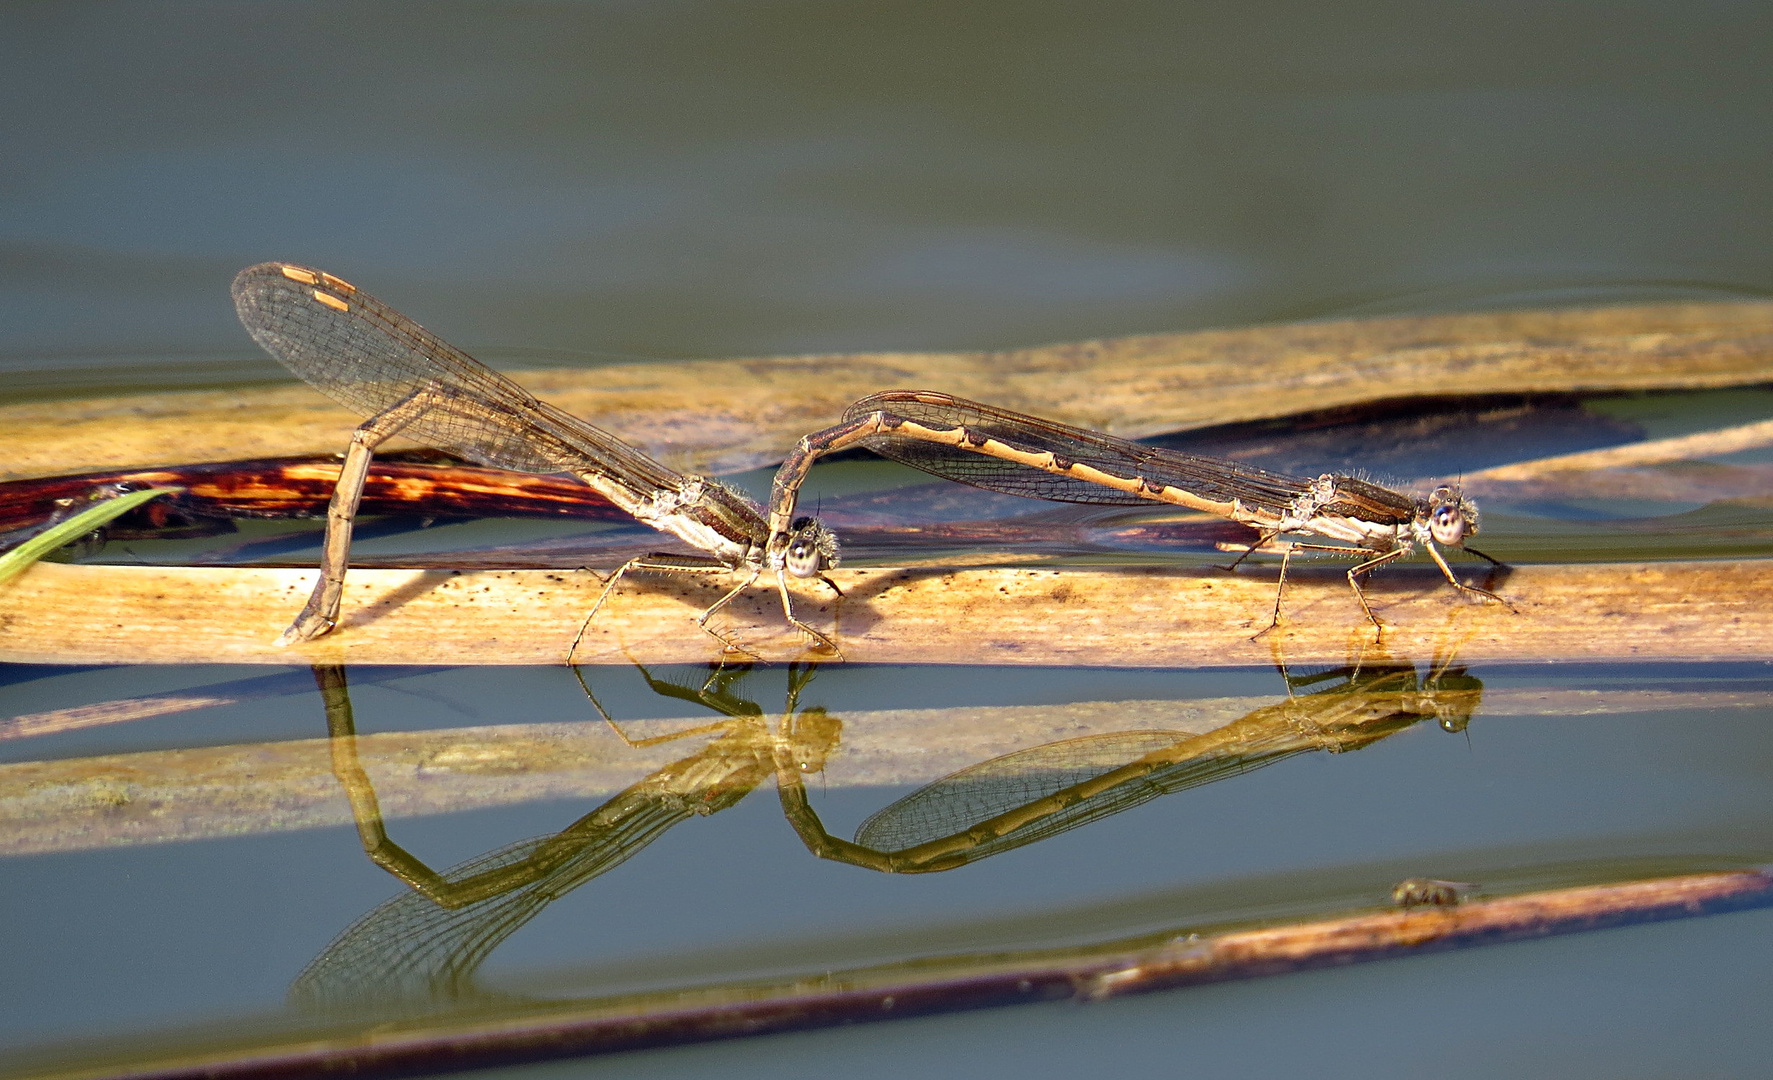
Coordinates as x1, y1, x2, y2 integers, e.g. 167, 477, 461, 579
785, 517, 836, 578
1429, 503, 1467, 546
786, 541, 821, 577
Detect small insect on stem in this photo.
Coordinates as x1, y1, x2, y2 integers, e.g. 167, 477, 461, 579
1391, 877, 1477, 909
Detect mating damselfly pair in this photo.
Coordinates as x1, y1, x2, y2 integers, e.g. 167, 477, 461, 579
232, 262, 1508, 655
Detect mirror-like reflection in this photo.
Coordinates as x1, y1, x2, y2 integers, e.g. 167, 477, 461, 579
296, 662, 837, 1009
776, 654, 1479, 874
297, 649, 1479, 1012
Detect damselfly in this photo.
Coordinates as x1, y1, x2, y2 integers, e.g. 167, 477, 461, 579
232, 263, 841, 654
766, 390, 1508, 631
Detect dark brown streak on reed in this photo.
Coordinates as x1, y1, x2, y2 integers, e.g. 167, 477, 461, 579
0, 457, 1261, 571
0, 457, 625, 536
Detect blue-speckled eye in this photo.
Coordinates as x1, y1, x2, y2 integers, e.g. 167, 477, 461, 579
1429, 503, 1466, 546
784, 517, 837, 577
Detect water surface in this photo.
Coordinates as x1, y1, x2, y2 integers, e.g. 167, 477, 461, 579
3, 3, 1773, 1078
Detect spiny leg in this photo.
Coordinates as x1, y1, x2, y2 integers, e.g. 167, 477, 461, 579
1247, 539, 1390, 631
1251, 542, 1295, 639
565, 556, 647, 664
1463, 544, 1506, 568
278, 387, 437, 645
775, 567, 842, 656
1220, 529, 1283, 574
1344, 547, 1410, 631
699, 566, 760, 624
567, 554, 747, 662
1424, 542, 1515, 611
697, 567, 766, 657
697, 658, 743, 697
1248, 541, 1390, 637
684, 563, 842, 657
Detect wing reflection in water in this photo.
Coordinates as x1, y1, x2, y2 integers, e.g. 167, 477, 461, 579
291, 662, 837, 1011
776, 650, 1481, 873
294, 649, 1479, 1012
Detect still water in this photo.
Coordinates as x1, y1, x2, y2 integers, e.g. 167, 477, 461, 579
3, 3, 1773, 1078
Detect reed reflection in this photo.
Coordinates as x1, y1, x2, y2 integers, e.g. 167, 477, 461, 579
296, 649, 1479, 1010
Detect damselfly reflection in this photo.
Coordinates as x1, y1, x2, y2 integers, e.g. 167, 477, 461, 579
769, 391, 1510, 632
298, 653, 1478, 1010
775, 651, 1480, 873
295, 662, 836, 1008
232, 263, 841, 655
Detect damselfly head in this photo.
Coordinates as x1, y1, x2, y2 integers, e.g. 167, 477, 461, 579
1424, 485, 1479, 547
784, 516, 840, 577
1416, 663, 1483, 731
781, 707, 843, 772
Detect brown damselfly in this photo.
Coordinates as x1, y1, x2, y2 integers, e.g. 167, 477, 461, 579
767, 390, 1509, 631
232, 263, 841, 655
